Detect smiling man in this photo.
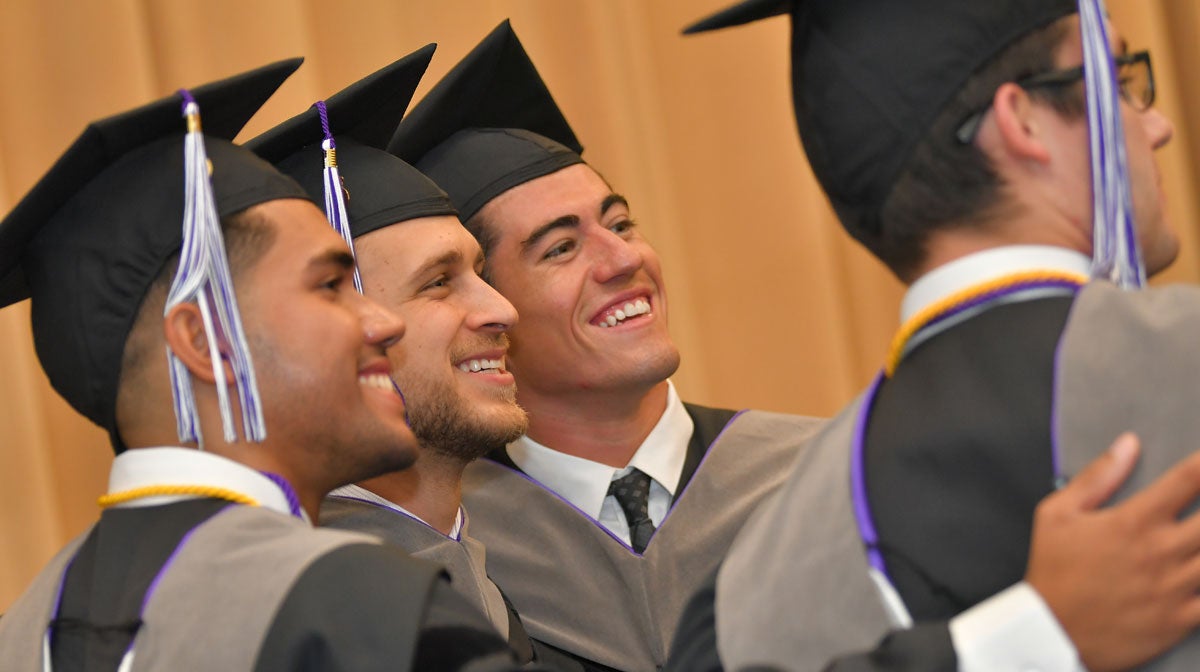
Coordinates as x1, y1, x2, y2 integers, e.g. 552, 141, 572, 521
247, 50, 582, 670
390, 22, 825, 671
0, 61, 534, 672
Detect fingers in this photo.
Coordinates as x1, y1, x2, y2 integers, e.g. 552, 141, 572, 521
1178, 594, 1200, 632
1057, 432, 1140, 511
1125, 446, 1200, 519
1165, 501, 1200, 559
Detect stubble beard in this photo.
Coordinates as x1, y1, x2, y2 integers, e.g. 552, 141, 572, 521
405, 378, 528, 462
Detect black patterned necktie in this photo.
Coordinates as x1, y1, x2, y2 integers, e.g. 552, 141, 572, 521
608, 468, 657, 553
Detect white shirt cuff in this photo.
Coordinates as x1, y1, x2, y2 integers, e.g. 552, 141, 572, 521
949, 582, 1083, 671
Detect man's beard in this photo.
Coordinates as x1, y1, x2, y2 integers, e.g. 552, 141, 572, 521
404, 377, 528, 462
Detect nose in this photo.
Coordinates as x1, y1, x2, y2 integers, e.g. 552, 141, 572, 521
357, 294, 406, 349
590, 229, 642, 284
1142, 107, 1174, 150
467, 276, 519, 332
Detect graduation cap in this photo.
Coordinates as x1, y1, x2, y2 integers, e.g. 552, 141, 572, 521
685, 0, 1145, 287
684, 0, 1076, 238
247, 44, 456, 289
389, 20, 585, 221
0, 59, 311, 451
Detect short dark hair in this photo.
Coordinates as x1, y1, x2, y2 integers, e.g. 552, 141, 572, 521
119, 207, 277, 383
872, 16, 1085, 280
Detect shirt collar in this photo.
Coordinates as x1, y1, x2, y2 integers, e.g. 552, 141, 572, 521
328, 483, 464, 540
902, 246, 1091, 323
107, 447, 306, 521
505, 380, 694, 519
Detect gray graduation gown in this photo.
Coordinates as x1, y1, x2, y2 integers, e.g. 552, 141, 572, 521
717, 281, 1200, 671
462, 408, 823, 670
320, 495, 511, 638
0, 504, 435, 671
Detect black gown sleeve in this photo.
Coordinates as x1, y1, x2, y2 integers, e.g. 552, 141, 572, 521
666, 568, 957, 672
821, 625, 956, 672
256, 543, 532, 671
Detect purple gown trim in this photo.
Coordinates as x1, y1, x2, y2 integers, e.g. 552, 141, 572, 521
919, 279, 1085, 340
663, 408, 749, 518
850, 374, 888, 576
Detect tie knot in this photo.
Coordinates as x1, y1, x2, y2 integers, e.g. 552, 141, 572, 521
608, 468, 654, 527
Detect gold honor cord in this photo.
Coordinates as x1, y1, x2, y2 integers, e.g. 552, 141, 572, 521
885, 270, 1089, 376
98, 485, 260, 509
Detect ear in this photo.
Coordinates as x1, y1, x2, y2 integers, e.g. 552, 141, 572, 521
987, 82, 1053, 164
162, 303, 234, 385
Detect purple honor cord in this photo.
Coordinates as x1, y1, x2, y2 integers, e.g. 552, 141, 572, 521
260, 472, 305, 518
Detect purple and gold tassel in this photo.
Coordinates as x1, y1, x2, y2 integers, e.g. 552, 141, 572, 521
163, 90, 267, 446
1080, 0, 1145, 288
314, 101, 363, 293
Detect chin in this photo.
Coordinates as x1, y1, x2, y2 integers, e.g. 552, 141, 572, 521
641, 345, 682, 382
1143, 237, 1181, 278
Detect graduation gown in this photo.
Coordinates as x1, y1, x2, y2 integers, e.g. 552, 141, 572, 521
320, 495, 583, 670
713, 279, 1200, 670
0, 498, 528, 671
461, 403, 823, 671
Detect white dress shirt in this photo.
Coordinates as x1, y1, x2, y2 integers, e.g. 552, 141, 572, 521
107, 447, 306, 522
506, 380, 693, 546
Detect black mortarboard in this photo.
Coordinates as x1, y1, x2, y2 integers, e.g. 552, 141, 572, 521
248, 44, 456, 251
684, 0, 1077, 243
0, 60, 310, 449
389, 20, 585, 221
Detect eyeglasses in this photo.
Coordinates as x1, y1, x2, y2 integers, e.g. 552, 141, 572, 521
955, 50, 1155, 144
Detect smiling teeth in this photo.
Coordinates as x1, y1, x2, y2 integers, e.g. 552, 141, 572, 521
458, 358, 504, 373
358, 373, 394, 390
599, 299, 650, 328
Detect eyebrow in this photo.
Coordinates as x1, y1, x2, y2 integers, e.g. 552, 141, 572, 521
308, 248, 356, 272
520, 214, 580, 254
411, 249, 464, 280
601, 193, 629, 215
518, 193, 633, 256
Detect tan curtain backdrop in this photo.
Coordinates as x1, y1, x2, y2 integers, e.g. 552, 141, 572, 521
1, 0, 1197, 610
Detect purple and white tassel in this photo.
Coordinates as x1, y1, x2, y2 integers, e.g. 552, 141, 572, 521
1079, 0, 1145, 288
163, 90, 267, 446
315, 101, 363, 293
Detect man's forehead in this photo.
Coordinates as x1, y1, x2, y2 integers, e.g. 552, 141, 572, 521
355, 215, 483, 280
489, 167, 622, 234
255, 199, 350, 266
361, 214, 477, 255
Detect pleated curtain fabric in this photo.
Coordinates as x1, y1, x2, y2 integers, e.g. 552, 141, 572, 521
0, 0, 1197, 612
